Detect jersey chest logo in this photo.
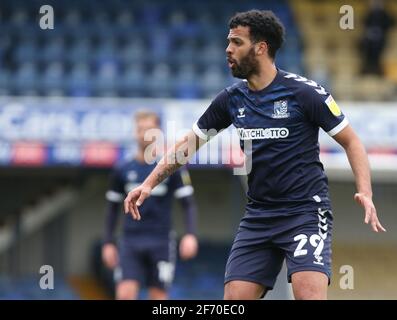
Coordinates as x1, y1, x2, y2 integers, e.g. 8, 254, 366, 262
272, 100, 290, 119
237, 107, 246, 118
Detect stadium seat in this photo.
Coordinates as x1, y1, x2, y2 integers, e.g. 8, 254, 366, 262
0, 0, 307, 98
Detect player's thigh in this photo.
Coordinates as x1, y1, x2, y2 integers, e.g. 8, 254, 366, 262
148, 287, 168, 300
280, 209, 333, 298
147, 238, 176, 290
224, 228, 284, 295
291, 271, 328, 300
224, 280, 267, 300
116, 242, 145, 288
116, 280, 140, 300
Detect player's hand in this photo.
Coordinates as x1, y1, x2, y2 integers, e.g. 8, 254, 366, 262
102, 243, 118, 269
354, 193, 386, 232
179, 234, 198, 260
124, 184, 152, 220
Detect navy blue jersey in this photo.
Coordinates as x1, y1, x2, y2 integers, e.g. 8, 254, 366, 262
106, 160, 194, 238
193, 69, 348, 216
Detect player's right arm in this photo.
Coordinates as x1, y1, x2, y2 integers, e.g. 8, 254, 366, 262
102, 168, 124, 269
124, 130, 206, 220
124, 89, 232, 220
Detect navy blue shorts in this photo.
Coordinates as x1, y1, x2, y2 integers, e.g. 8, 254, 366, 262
114, 233, 176, 289
224, 208, 333, 290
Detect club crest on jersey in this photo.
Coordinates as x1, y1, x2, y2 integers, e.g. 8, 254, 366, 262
272, 100, 290, 119
237, 107, 245, 118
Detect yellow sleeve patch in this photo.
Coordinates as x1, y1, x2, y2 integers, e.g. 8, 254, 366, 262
325, 95, 341, 116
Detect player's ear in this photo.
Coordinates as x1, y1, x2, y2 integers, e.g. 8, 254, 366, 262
256, 41, 267, 56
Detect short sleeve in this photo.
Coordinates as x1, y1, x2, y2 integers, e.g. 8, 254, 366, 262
299, 86, 349, 136
193, 90, 232, 140
105, 167, 124, 203
170, 168, 194, 199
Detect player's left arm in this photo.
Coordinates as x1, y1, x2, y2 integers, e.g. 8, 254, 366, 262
173, 170, 199, 260
177, 195, 199, 260
300, 84, 386, 233
333, 125, 386, 232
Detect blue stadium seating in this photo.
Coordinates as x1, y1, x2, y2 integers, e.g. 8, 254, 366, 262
0, 276, 79, 300
0, 0, 304, 98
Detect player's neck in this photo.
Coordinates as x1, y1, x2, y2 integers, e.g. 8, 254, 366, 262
135, 150, 155, 164
246, 62, 277, 92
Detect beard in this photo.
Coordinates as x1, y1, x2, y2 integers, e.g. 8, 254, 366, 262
230, 46, 260, 79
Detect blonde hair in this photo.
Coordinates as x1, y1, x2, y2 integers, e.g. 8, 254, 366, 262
134, 109, 160, 126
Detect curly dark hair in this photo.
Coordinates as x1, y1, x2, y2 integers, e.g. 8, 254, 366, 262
229, 10, 285, 59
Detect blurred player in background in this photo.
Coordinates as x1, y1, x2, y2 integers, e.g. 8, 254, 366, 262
124, 10, 386, 300
360, 0, 394, 75
102, 110, 198, 300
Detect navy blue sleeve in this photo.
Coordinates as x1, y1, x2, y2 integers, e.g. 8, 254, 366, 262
298, 86, 349, 136
193, 89, 232, 140
178, 195, 198, 235
103, 167, 124, 244
170, 168, 194, 199
170, 168, 197, 235
103, 202, 120, 244
105, 167, 124, 203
